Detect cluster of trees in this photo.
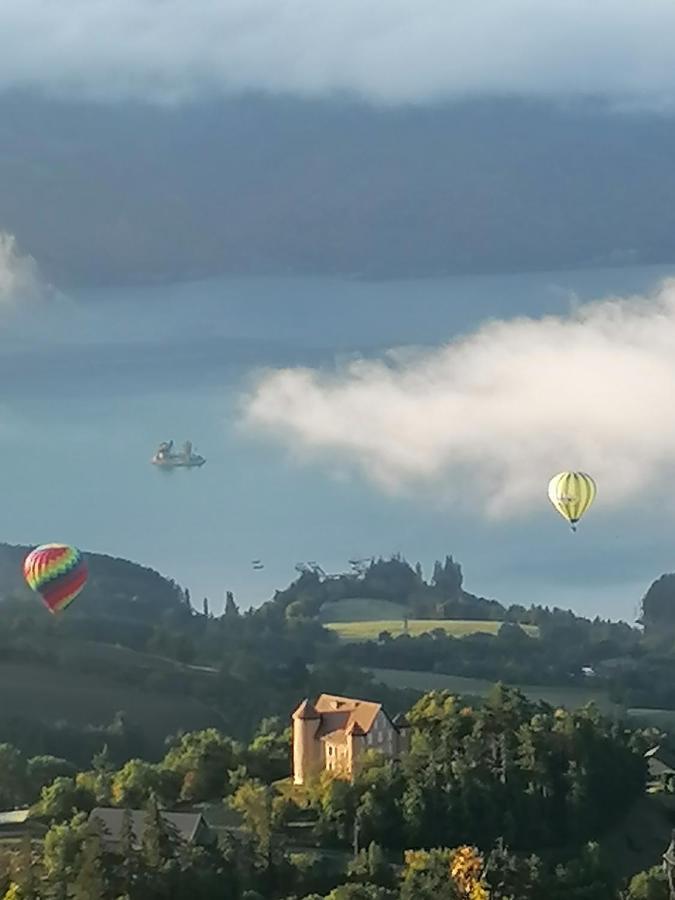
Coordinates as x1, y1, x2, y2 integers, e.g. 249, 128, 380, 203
271, 557, 504, 623
0, 820, 668, 900
0, 711, 144, 771
0, 692, 662, 899
33, 720, 291, 822
296, 686, 648, 854
340, 615, 639, 687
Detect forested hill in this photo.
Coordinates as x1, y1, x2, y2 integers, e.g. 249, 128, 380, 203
0, 542, 187, 621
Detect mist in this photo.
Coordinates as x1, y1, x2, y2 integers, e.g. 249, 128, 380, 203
0, 232, 47, 310
3, 1, 675, 105
243, 281, 675, 518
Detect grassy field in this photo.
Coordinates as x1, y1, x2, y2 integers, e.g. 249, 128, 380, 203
0, 659, 226, 743
325, 618, 539, 641
369, 667, 620, 713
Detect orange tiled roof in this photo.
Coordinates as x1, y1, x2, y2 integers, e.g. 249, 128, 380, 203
293, 699, 320, 720
314, 694, 382, 737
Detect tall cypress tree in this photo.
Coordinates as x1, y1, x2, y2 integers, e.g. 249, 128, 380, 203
117, 808, 136, 898
70, 832, 106, 900
141, 795, 176, 871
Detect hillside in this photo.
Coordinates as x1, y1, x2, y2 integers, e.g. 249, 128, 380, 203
4, 94, 675, 286
4, 542, 675, 765
0, 542, 187, 623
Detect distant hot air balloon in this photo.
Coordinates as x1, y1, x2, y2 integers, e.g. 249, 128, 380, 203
548, 472, 597, 532
23, 544, 88, 614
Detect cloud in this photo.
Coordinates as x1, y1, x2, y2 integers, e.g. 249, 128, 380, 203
243, 281, 675, 518
0, 233, 48, 309
2, 1, 675, 105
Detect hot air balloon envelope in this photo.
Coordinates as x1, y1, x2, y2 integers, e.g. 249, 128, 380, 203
23, 544, 88, 614
548, 472, 597, 531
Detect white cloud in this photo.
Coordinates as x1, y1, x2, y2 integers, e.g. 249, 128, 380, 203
0, 233, 48, 309
2, 1, 675, 105
243, 281, 675, 518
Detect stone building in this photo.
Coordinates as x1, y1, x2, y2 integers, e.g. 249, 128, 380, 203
292, 693, 411, 785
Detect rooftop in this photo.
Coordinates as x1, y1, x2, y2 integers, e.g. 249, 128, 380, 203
89, 808, 208, 847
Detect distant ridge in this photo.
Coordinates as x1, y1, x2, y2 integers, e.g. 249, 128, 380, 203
0, 542, 186, 621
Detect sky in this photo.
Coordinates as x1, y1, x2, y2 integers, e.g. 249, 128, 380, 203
243, 283, 675, 521
3, 232, 675, 619
3, 5, 675, 619
1, 0, 675, 106
0, 233, 47, 309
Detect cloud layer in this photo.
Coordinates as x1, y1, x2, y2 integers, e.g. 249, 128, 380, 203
243, 282, 675, 518
0, 233, 48, 310
2, 1, 675, 105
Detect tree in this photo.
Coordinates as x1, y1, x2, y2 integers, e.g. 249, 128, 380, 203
246, 719, 291, 784
348, 842, 393, 888
163, 729, 241, 802
225, 592, 239, 617
0, 745, 26, 808
141, 795, 177, 871
431, 556, 463, 600
231, 780, 274, 865
43, 813, 89, 894
401, 849, 461, 900
111, 760, 167, 808
26, 756, 74, 802
327, 886, 394, 900
626, 866, 669, 899
36, 777, 94, 823
118, 808, 138, 898
70, 830, 106, 900
641, 575, 675, 636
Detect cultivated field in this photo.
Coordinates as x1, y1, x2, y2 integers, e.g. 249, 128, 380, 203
325, 619, 539, 641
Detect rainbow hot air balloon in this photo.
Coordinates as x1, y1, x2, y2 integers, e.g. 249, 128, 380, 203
23, 544, 88, 614
548, 472, 597, 532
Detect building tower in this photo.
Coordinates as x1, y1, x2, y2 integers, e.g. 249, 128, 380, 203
346, 721, 366, 780
292, 699, 321, 785
393, 713, 412, 757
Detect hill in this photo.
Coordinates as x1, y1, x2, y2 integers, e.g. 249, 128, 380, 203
4, 94, 675, 286
0, 542, 187, 623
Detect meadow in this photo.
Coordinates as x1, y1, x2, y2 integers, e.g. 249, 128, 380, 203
368, 666, 620, 713
0, 659, 225, 744
324, 618, 540, 641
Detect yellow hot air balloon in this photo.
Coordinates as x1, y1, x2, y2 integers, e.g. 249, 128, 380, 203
548, 472, 596, 532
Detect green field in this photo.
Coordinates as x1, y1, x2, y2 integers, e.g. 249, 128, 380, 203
325, 618, 539, 641
0, 659, 226, 743
369, 667, 619, 713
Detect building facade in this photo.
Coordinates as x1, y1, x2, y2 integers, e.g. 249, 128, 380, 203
292, 693, 411, 785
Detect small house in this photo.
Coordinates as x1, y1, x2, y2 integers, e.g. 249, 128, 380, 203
89, 807, 212, 851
